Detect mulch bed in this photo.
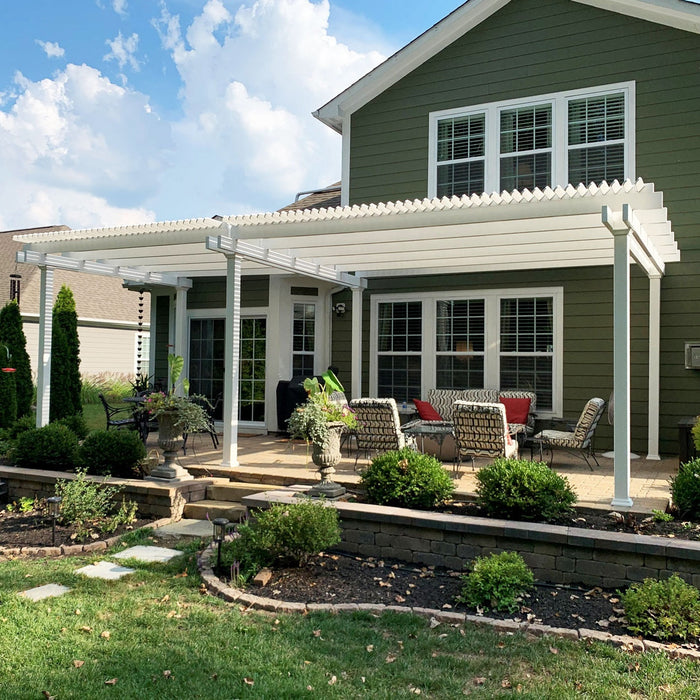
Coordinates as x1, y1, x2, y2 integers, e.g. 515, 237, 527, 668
242, 552, 700, 648
0, 508, 156, 548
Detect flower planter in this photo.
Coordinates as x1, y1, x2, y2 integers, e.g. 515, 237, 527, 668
150, 410, 192, 481
308, 423, 346, 498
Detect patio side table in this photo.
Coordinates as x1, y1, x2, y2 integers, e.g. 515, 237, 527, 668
401, 420, 454, 460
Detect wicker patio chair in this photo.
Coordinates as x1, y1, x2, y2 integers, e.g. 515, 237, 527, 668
452, 401, 519, 474
533, 397, 606, 470
349, 397, 411, 467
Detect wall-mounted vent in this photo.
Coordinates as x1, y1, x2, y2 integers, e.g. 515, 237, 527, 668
685, 342, 700, 369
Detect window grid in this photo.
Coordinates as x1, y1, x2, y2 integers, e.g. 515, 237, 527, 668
239, 317, 266, 422
436, 113, 486, 197
292, 302, 315, 378
499, 297, 554, 410
377, 301, 422, 403
435, 299, 485, 389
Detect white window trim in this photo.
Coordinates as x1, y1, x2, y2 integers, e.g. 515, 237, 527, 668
370, 287, 564, 418
428, 81, 636, 198
291, 300, 317, 377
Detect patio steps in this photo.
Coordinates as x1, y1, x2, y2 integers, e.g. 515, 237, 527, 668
182, 480, 280, 521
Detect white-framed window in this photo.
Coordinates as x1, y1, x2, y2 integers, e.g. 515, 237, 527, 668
292, 302, 316, 377
428, 82, 634, 198
370, 287, 563, 415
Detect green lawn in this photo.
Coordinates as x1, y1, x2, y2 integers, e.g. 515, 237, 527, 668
1, 533, 699, 699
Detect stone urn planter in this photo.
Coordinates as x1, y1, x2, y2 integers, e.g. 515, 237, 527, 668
308, 422, 346, 498
150, 410, 192, 481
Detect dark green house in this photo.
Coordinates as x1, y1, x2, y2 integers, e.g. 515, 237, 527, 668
14, 0, 699, 507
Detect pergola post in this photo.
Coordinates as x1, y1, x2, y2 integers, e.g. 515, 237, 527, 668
36, 266, 54, 427
611, 228, 633, 508
647, 274, 662, 460
222, 253, 242, 467
351, 287, 363, 399
173, 282, 189, 393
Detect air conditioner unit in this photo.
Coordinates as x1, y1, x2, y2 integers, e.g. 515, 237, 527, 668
685, 342, 700, 369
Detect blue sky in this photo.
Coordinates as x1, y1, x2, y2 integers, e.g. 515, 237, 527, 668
0, 0, 463, 230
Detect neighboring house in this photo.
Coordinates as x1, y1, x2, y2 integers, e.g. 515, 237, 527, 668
1, 227, 150, 377
12, 0, 700, 507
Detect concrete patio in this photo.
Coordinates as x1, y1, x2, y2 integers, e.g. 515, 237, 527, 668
174, 432, 678, 514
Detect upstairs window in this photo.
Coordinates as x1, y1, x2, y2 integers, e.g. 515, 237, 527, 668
429, 83, 633, 198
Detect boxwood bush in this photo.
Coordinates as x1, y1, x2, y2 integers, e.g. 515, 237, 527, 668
78, 429, 146, 478
457, 551, 534, 613
222, 499, 341, 572
671, 459, 700, 520
360, 447, 454, 509
476, 458, 577, 521
622, 575, 700, 641
13, 423, 79, 471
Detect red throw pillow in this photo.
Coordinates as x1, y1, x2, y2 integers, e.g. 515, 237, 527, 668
412, 399, 443, 421
500, 397, 531, 425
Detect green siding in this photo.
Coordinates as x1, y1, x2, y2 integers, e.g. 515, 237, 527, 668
187, 276, 269, 309
345, 0, 700, 455
153, 294, 171, 388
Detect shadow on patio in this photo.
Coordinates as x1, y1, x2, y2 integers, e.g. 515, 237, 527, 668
174, 432, 678, 514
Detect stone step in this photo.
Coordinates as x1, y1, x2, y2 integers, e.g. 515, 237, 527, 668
182, 500, 248, 522
206, 481, 272, 502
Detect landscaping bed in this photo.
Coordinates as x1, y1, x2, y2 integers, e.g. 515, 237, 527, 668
0, 506, 156, 549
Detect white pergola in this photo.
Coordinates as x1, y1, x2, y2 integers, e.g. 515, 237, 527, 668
14, 178, 678, 507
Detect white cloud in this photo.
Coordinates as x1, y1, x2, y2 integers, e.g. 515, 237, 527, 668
0, 64, 170, 228
112, 0, 128, 16
151, 0, 386, 215
36, 40, 65, 58
104, 32, 141, 72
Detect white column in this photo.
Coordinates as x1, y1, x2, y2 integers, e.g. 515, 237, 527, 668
612, 230, 633, 508
647, 274, 661, 460
173, 283, 189, 392
222, 254, 242, 467
36, 266, 54, 427
351, 287, 363, 399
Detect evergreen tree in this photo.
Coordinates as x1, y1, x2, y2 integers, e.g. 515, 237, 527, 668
50, 285, 82, 419
0, 300, 33, 417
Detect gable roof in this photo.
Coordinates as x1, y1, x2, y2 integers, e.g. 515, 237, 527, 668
314, 0, 700, 133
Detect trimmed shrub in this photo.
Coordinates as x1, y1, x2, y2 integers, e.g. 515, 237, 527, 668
6, 414, 36, 440
457, 551, 534, 613
360, 447, 454, 509
475, 458, 577, 521
78, 429, 146, 478
13, 423, 79, 471
621, 575, 700, 641
0, 300, 33, 417
50, 285, 82, 420
222, 499, 341, 571
671, 459, 700, 520
55, 414, 89, 441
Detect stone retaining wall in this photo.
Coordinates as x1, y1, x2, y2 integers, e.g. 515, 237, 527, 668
0, 466, 210, 519
243, 491, 700, 589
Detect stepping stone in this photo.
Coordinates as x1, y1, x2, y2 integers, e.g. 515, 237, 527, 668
113, 545, 182, 563
19, 584, 71, 601
154, 519, 213, 539
75, 561, 135, 580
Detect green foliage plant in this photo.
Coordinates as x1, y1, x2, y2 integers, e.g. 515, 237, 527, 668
6, 496, 36, 513
671, 459, 700, 520
50, 285, 82, 421
652, 509, 674, 523
55, 414, 89, 441
0, 300, 33, 417
139, 354, 211, 433
78, 429, 147, 478
457, 551, 535, 613
475, 458, 577, 521
621, 575, 700, 641
360, 447, 454, 509
12, 423, 79, 471
55, 469, 137, 541
286, 369, 356, 448
222, 499, 341, 570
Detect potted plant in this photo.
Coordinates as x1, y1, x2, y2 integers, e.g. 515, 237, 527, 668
140, 354, 211, 480
287, 369, 356, 498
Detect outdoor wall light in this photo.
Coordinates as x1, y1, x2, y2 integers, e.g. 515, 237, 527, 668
47, 496, 62, 546
212, 517, 229, 571
333, 302, 346, 318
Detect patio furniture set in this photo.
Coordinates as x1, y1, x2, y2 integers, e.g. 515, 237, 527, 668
347, 392, 607, 475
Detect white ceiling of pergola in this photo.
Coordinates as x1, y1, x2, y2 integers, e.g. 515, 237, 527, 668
14, 179, 679, 285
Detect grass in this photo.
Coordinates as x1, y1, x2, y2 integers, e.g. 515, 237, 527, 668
1, 533, 699, 699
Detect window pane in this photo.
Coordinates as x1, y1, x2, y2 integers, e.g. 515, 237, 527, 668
436, 355, 484, 390
500, 356, 552, 411
436, 113, 486, 197
292, 303, 315, 377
